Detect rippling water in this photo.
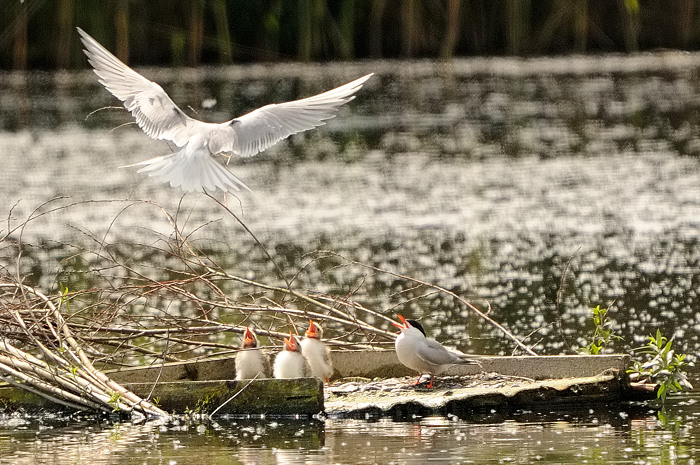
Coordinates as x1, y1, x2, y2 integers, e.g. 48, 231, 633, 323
1, 55, 699, 462
0, 395, 699, 464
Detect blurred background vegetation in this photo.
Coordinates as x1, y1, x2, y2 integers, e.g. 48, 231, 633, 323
2, 0, 700, 69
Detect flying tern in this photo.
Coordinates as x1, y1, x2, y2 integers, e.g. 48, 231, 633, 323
77, 28, 372, 193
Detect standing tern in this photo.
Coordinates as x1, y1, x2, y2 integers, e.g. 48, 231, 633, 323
77, 27, 373, 193
300, 319, 334, 383
235, 327, 270, 380
393, 314, 480, 389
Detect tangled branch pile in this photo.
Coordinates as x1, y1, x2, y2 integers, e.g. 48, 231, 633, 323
0, 198, 530, 415
0, 282, 167, 417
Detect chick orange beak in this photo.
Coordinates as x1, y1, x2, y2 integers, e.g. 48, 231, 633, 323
306, 319, 317, 338
284, 332, 296, 351
392, 314, 408, 329
243, 327, 254, 343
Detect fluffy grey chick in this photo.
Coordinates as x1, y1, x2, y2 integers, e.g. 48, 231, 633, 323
301, 319, 334, 383
235, 327, 270, 380
273, 332, 311, 379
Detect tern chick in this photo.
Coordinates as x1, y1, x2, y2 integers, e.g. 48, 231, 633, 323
235, 327, 270, 380
301, 319, 333, 383
273, 332, 311, 379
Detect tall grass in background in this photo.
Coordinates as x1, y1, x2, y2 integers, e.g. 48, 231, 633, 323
2, 0, 700, 69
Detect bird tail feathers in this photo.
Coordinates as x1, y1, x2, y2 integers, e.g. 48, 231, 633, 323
455, 352, 483, 368
122, 150, 251, 193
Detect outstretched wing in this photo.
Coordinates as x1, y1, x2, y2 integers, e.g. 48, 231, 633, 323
222, 73, 373, 157
77, 28, 194, 147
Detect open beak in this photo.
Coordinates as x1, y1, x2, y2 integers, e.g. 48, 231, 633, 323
392, 314, 408, 330
243, 327, 255, 346
306, 319, 317, 338
284, 332, 297, 351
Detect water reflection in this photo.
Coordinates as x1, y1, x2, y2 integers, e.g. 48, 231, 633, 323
0, 395, 698, 465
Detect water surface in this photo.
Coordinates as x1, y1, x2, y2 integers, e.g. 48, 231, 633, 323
1, 55, 699, 463
1, 395, 698, 464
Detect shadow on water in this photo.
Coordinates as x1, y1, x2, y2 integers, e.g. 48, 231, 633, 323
1, 57, 700, 462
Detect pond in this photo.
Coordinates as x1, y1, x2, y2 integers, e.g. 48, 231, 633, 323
0, 54, 699, 463
0, 396, 698, 464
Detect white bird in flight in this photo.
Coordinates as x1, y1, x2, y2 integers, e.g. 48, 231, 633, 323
77, 28, 373, 193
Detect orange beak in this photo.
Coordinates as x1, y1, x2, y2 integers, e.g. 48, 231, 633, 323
392, 314, 408, 330
243, 327, 255, 346
284, 332, 297, 351
306, 319, 317, 338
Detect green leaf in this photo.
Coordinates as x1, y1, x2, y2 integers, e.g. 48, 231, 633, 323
662, 339, 673, 356
657, 382, 667, 401
657, 408, 668, 424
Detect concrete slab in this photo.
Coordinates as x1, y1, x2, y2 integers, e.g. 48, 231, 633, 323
325, 373, 628, 418
107, 355, 239, 384
106, 351, 630, 383
329, 351, 630, 380
0, 378, 324, 416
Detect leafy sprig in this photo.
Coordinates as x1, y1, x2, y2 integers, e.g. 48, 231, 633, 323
628, 329, 694, 403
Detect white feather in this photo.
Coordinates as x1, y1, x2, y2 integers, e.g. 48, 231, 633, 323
235, 349, 269, 380
301, 337, 333, 380
78, 27, 372, 193
273, 350, 310, 379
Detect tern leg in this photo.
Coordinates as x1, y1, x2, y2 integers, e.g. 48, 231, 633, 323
426, 375, 434, 389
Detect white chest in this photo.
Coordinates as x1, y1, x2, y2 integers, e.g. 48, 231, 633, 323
273, 351, 308, 378
395, 333, 427, 373
301, 338, 333, 379
235, 349, 267, 380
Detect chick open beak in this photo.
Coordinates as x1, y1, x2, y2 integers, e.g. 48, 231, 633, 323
306, 319, 317, 338
284, 332, 297, 351
392, 314, 408, 330
243, 327, 255, 346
